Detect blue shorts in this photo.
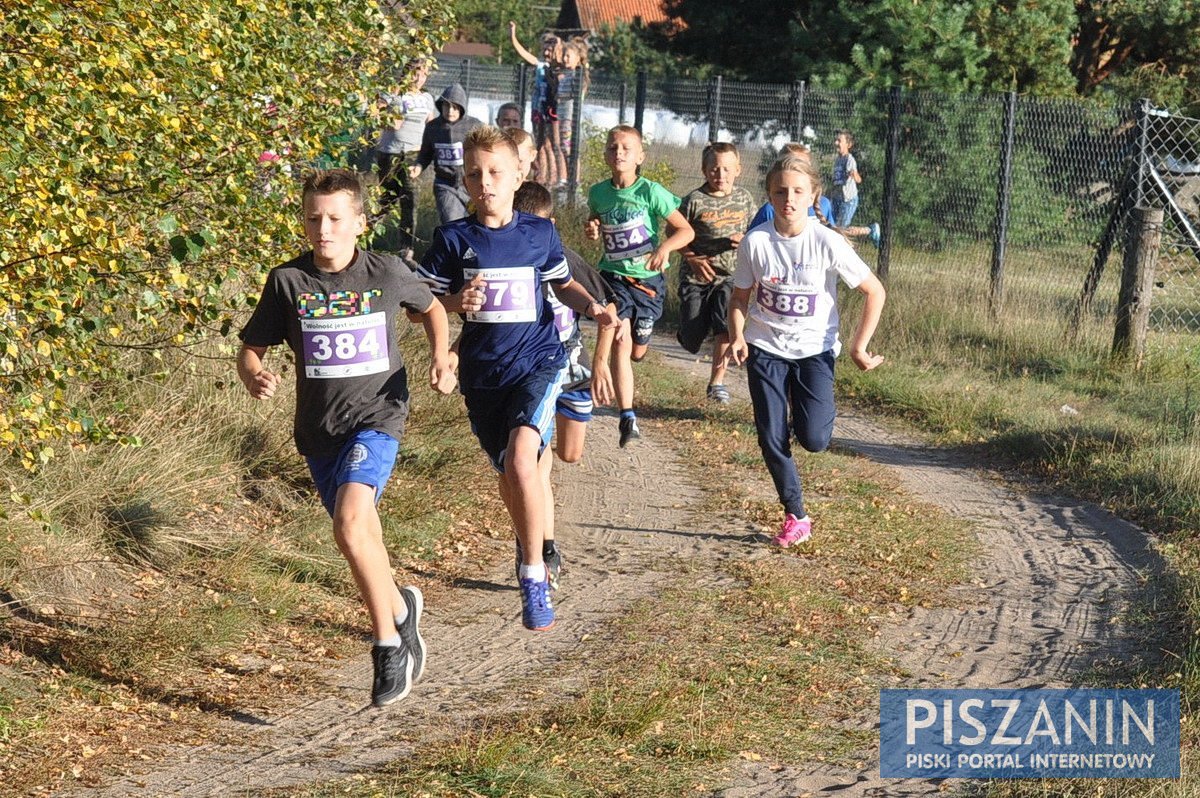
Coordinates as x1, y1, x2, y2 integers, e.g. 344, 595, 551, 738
556, 380, 594, 422
465, 359, 564, 472
831, 196, 859, 229
602, 271, 665, 347
306, 430, 400, 518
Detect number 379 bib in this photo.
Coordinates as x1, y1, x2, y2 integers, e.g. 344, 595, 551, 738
464, 266, 539, 323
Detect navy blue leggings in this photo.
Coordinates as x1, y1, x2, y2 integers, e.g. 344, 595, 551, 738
746, 345, 836, 518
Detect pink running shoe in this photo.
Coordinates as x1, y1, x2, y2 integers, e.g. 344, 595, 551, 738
772, 514, 812, 547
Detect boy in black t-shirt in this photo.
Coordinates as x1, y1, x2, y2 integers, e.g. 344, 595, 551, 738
238, 169, 454, 708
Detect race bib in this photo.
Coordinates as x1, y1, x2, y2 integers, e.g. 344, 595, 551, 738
756, 283, 818, 320
546, 292, 576, 342
435, 142, 463, 167
465, 267, 538, 324
301, 312, 390, 378
601, 216, 653, 261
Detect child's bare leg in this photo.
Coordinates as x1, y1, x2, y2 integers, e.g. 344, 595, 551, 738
710, 333, 730, 386
555, 415, 588, 464
612, 318, 635, 409
500, 426, 547, 568
332, 483, 404, 641
551, 120, 566, 182
539, 444, 555, 544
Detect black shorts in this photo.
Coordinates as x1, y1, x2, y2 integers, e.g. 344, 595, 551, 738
676, 278, 733, 354
602, 271, 666, 347
463, 358, 564, 472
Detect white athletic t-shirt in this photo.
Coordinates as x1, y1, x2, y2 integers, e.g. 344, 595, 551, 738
733, 220, 872, 360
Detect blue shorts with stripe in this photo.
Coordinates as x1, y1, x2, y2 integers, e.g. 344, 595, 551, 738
464, 358, 565, 472
556, 378, 594, 422
305, 430, 400, 518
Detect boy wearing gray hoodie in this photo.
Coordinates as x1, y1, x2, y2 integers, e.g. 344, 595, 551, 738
411, 82, 484, 225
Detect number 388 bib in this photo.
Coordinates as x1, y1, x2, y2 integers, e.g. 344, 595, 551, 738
755, 282, 818, 322
464, 266, 539, 324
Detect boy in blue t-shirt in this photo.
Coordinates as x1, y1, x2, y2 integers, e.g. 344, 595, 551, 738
419, 126, 617, 631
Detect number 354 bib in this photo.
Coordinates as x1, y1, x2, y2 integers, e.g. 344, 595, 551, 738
464, 266, 539, 323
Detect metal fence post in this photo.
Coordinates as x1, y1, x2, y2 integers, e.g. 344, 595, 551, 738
1112, 207, 1164, 364
618, 79, 628, 125
707, 75, 722, 142
568, 66, 584, 209
877, 86, 902, 281
989, 91, 1017, 318
790, 80, 806, 143
634, 70, 647, 134
517, 64, 528, 120
462, 59, 471, 100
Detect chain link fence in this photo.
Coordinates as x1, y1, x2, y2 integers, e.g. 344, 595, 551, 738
422, 57, 1200, 337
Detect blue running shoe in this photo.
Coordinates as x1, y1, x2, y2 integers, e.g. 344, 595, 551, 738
868, 222, 882, 248
519, 575, 556, 631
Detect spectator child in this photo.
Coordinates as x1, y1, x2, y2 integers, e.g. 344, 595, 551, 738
830, 129, 862, 229
237, 169, 455, 707
495, 102, 523, 130
585, 125, 694, 447
419, 127, 617, 630
728, 155, 886, 547
509, 22, 561, 187
374, 58, 437, 253
411, 82, 483, 225
676, 142, 757, 403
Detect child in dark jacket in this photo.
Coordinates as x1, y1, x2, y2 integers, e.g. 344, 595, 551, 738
411, 82, 483, 224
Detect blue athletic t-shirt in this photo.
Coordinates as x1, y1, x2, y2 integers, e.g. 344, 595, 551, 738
419, 212, 571, 390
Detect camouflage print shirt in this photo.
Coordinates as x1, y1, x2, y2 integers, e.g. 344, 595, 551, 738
679, 185, 757, 285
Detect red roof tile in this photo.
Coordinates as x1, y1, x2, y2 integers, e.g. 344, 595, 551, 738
573, 0, 671, 30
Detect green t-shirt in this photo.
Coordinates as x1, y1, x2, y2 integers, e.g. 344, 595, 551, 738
587, 176, 681, 279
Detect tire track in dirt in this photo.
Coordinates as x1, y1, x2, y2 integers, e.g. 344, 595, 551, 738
650, 339, 1166, 797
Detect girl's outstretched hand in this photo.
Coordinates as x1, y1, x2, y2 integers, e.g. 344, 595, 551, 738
727, 337, 749, 366
850, 349, 884, 371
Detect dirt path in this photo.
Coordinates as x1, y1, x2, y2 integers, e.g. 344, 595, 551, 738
61, 338, 1165, 798
654, 338, 1166, 797
66, 397, 770, 797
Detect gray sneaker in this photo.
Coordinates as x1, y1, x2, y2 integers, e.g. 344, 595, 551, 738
371, 644, 413, 707
395, 585, 426, 683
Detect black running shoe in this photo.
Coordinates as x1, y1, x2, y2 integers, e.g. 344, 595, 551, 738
618, 416, 641, 448
370, 644, 413, 707
545, 545, 562, 591
395, 585, 426, 683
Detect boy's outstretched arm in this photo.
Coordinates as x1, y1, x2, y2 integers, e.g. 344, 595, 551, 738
237, 344, 282, 400
726, 286, 753, 366
848, 274, 886, 371
589, 303, 619, 406
416, 298, 457, 393
647, 209, 695, 272
509, 21, 539, 66
551, 279, 620, 332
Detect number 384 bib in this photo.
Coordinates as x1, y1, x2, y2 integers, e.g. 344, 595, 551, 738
464, 266, 539, 323
301, 313, 390, 378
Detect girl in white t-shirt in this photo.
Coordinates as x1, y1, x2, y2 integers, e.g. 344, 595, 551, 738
728, 155, 887, 547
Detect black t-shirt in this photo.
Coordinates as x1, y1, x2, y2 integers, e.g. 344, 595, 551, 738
240, 249, 435, 457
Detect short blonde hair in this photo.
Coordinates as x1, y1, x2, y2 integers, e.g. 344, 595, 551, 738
464, 125, 519, 159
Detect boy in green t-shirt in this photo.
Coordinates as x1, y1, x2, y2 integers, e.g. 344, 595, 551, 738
585, 125, 694, 447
